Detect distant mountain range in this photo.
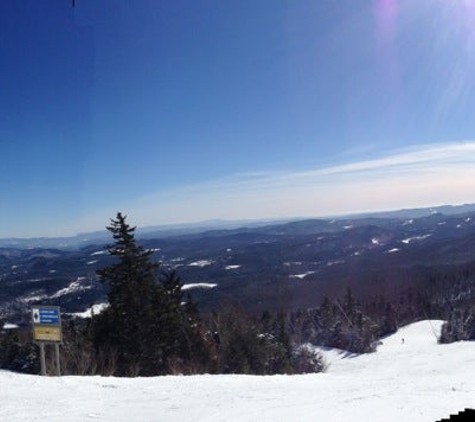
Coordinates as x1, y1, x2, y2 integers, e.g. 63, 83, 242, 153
2, 203, 475, 249
2, 202, 475, 323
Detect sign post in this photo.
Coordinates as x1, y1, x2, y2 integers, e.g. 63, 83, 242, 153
31, 306, 62, 376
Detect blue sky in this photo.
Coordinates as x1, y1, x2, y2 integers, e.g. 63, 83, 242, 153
1, 0, 475, 237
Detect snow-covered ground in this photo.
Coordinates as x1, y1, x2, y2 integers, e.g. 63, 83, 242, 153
182, 283, 217, 290
69, 303, 109, 318
290, 271, 316, 280
187, 260, 213, 267
1, 320, 474, 421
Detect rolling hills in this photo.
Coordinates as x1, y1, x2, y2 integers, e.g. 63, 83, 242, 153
1, 205, 475, 323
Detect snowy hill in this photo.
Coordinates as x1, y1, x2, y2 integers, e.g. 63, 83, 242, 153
1, 320, 474, 421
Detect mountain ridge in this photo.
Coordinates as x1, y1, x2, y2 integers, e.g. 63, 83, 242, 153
2, 202, 475, 249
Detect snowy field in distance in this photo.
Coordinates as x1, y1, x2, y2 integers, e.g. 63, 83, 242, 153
1, 320, 475, 421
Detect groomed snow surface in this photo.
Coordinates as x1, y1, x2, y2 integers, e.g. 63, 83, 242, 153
1, 320, 475, 421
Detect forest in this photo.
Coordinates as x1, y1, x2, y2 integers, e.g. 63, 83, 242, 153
1, 213, 475, 377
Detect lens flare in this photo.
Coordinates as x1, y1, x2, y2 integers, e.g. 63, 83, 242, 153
374, 0, 398, 44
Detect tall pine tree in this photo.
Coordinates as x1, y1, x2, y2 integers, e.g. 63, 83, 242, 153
92, 213, 207, 376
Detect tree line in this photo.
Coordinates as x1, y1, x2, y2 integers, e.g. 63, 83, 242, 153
1, 213, 324, 376
1, 213, 475, 376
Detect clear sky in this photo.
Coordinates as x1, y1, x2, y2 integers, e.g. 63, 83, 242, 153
1, 0, 475, 238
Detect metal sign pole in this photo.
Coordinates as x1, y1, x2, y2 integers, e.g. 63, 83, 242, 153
39, 343, 46, 376
54, 343, 61, 376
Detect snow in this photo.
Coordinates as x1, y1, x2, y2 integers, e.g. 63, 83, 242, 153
187, 260, 213, 267
290, 271, 315, 280
91, 250, 108, 256
327, 260, 344, 266
70, 303, 109, 318
181, 283, 217, 290
401, 234, 432, 244
225, 265, 241, 270
0, 320, 475, 421
386, 248, 400, 253
51, 277, 90, 299
21, 294, 47, 303
2, 323, 19, 330
284, 261, 302, 266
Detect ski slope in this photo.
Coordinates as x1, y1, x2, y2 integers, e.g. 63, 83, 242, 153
1, 320, 474, 421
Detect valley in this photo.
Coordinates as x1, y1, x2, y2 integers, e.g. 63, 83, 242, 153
2, 205, 475, 323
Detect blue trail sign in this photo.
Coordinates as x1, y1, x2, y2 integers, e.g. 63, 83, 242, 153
32, 307, 60, 325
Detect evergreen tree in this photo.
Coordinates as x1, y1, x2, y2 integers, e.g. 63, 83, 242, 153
380, 301, 398, 337
271, 310, 293, 373
92, 212, 208, 376
93, 213, 159, 374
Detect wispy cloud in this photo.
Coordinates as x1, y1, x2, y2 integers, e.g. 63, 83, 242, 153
171, 141, 475, 193
82, 141, 475, 230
